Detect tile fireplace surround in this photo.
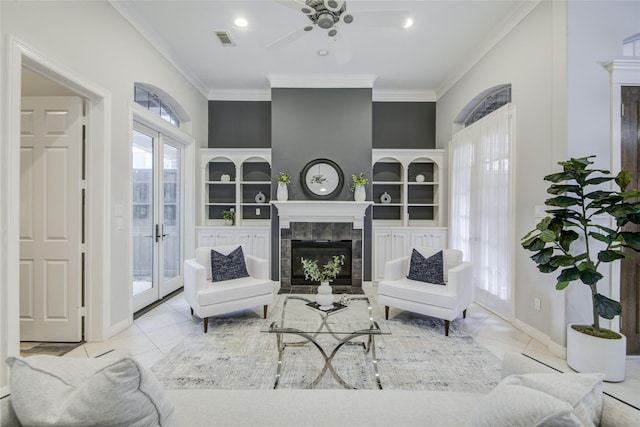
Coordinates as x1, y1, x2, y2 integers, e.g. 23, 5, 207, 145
273, 201, 371, 294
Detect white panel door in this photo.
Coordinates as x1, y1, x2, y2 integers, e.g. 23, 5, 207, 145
20, 96, 83, 342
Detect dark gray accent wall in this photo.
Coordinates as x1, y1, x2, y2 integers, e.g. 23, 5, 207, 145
271, 88, 373, 281
208, 101, 271, 148
372, 102, 436, 148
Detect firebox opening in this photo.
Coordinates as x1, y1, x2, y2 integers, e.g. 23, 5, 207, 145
291, 240, 352, 286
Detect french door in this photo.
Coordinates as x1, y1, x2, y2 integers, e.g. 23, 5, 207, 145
132, 122, 183, 312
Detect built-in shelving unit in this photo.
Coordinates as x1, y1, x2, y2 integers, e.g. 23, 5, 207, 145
371, 149, 443, 227
200, 148, 271, 226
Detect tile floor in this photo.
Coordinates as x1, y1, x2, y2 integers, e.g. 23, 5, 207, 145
52, 282, 639, 408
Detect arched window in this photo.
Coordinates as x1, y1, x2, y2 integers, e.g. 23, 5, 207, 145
463, 86, 511, 127
134, 83, 184, 127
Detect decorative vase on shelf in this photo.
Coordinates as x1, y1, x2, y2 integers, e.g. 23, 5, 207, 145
277, 183, 288, 201
316, 281, 334, 309
354, 184, 366, 202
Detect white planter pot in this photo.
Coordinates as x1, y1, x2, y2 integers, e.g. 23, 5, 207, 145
316, 281, 334, 309
566, 324, 626, 382
277, 183, 288, 201
354, 185, 366, 202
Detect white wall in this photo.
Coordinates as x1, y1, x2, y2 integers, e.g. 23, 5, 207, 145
436, 0, 566, 347
437, 0, 640, 349
0, 0, 207, 394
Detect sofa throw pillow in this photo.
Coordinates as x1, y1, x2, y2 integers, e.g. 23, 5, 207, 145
467, 382, 581, 427
6, 355, 179, 427
503, 373, 604, 427
407, 249, 445, 284
211, 245, 249, 282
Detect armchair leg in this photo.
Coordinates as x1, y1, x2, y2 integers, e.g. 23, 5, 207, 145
203, 317, 208, 334
444, 320, 450, 336
463, 309, 467, 319
263, 304, 268, 319
190, 307, 194, 316
384, 306, 389, 320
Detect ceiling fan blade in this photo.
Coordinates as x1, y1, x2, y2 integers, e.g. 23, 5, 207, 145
274, 0, 315, 15
331, 32, 352, 64
346, 10, 411, 29
266, 24, 314, 50
324, 0, 345, 12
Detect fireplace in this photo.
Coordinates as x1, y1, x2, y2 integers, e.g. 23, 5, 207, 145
279, 221, 364, 294
291, 240, 352, 286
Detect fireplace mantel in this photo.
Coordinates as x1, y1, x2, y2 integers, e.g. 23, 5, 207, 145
271, 201, 372, 229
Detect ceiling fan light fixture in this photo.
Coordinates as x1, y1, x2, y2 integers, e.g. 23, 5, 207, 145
327, 0, 339, 9
301, 7, 313, 14
304, 25, 314, 32
328, 28, 337, 37
342, 14, 353, 24
317, 12, 335, 29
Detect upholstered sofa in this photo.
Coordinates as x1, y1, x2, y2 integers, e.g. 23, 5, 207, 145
2, 353, 638, 426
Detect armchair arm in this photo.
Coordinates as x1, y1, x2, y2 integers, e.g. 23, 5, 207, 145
383, 256, 409, 281
245, 255, 269, 280
446, 261, 474, 301
184, 259, 206, 309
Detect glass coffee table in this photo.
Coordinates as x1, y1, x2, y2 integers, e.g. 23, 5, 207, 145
260, 295, 390, 389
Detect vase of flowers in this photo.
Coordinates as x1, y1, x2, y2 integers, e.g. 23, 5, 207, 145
351, 172, 368, 202
276, 172, 291, 201
301, 255, 345, 309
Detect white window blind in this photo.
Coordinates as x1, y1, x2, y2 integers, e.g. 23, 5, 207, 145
449, 103, 515, 319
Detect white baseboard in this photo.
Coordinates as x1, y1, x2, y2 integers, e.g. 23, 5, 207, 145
512, 318, 567, 359
106, 317, 133, 341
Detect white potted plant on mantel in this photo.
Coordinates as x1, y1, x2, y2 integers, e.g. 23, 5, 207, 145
351, 172, 368, 202
276, 172, 291, 202
521, 156, 640, 382
301, 255, 345, 309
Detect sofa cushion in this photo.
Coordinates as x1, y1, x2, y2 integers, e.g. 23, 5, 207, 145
211, 246, 249, 282
407, 249, 444, 284
410, 248, 463, 282
468, 372, 604, 427
6, 355, 178, 427
197, 276, 272, 306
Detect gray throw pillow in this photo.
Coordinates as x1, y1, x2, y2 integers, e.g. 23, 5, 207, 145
211, 246, 250, 282
6, 355, 178, 427
407, 249, 445, 284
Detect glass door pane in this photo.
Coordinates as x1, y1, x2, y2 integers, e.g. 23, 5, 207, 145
132, 130, 155, 299
161, 141, 181, 292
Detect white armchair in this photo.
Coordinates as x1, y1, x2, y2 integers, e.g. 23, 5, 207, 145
184, 245, 274, 333
377, 247, 473, 336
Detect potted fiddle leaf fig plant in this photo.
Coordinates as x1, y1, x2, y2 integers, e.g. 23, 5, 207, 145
521, 156, 640, 381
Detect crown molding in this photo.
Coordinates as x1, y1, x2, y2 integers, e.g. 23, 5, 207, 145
108, 1, 209, 98
209, 89, 272, 101
435, 0, 542, 100
269, 74, 376, 88
373, 90, 436, 102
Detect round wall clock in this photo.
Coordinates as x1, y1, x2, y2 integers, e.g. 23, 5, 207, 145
300, 159, 344, 199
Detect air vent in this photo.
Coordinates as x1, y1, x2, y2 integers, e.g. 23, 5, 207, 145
214, 30, 235, 47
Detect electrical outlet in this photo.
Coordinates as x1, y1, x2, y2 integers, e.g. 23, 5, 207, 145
256, 208, 260, 216
534, 297, 541, 311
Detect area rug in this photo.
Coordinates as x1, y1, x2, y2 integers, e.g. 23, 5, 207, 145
151, 312, 502, 391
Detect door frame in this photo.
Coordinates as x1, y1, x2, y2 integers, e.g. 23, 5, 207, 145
606, 60, 640, 333
1, 36, 111, 395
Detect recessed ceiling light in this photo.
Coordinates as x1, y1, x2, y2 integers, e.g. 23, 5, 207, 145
317, 50, 329, 56
403, 18, 414, 29
234, 17, 248, 28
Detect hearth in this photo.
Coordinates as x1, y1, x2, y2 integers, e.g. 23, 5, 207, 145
291, 240, 352, 286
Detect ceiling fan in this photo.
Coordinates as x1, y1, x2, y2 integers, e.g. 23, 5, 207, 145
267, 0, 411, 63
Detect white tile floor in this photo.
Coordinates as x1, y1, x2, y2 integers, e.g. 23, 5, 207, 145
60, 283, 640, 408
